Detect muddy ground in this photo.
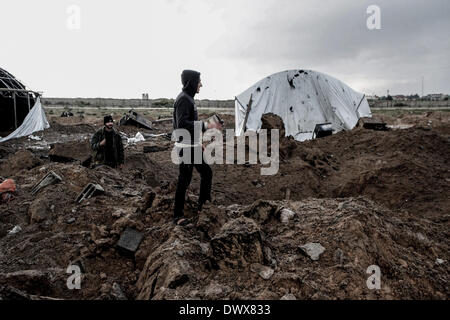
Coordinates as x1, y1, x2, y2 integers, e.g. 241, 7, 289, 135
0, 110, 448, 300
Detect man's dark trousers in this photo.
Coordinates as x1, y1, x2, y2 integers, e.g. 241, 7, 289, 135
174, 146, 212, 220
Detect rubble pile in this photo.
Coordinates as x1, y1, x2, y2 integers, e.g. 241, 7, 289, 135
0, 111, 448, 300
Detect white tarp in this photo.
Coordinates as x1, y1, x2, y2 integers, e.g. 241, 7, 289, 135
235, 70, 372, 141
0, 98, 50, 143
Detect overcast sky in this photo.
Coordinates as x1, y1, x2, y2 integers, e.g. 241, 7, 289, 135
1, 0, 449, 99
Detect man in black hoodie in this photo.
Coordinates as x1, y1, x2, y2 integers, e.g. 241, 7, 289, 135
172, 70, 222, 226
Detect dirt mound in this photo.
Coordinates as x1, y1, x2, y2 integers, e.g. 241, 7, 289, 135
49, 141, 92, 165
49, 121, 96, 135
260, 113, 297, 160
135, 198, 450, 299
0, 150, 41, 177
0, 110, 448, 300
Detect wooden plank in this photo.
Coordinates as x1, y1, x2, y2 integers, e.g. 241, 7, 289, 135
13, 92, 17, 128
240, 94, 253, 135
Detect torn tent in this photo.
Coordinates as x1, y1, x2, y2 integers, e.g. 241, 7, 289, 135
235, 70, 372, 141
0, 97, 50, 143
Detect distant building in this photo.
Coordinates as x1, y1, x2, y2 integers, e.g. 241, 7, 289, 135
425, 93, 447, 101
142, 93, 149, 100
393, 95, 407, 100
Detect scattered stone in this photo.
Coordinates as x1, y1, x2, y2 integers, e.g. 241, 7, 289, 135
48, 141, 91, 164
176, 250, 185, 257
211, 217, 264, 268
66, 218, 76, 224
143, 145, 168, 153
8, 225, 22, 235
436, 258, 445, 265
299, 242, 326, 261
165, 260, 192, 289
28, 198, 50, 224
204, 282, 224, 298
111, 282, 127, 300
100, 273, 107, 280
398, 258, 408, 268
112, 210, 124, 218
199, 243, 211, 255
116, 227, 144, 256
259, 267, 274, 280
334, 248, 344, 265
251, 264, 274, 280
280, 293, 297, 300
280, 208, 295, 224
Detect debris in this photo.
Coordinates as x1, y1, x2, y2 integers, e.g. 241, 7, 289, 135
8, 226, 22, 235
0, 150, 41, 177
251, 263, 274, 280
259, 267, 274, 280
31, 171, 62, 195
285, 188, 291, 200
75, 183, 104, 204
299, 242, 326, 261
28, 198, 50, 223
60, 111, 74, 117
436, 258, 445, 265
1, 192, 15, 203
358, 117, 388, 131
127, 132, 145, 144
111, 283, 127, 300
122, 188, 140, 197
116, 227, 144, 256
28, 135, 42, 141
313, 123, 333, 139
49, 141, 91, 164
211, 217, 264, 268
152, 118, 172, 124
334, 248, 345, 266
280, 293, 297, 300
0, 179, 16, 203
66, 218, 76, 224
143, 145, 168, 153
280, 208, 295, 224
142, 133, 171, 140
119, 110, 153, 130
204, 114, 225, 128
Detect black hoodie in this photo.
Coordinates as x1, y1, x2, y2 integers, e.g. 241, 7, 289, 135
173, 70, 204, 144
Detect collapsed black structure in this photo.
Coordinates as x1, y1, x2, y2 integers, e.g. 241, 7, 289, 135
119, 109, 153, 130
0, 67, 40, 134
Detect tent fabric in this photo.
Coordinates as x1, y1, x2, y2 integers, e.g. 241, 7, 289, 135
0, 97, 50, 143
235, 70, 372, 141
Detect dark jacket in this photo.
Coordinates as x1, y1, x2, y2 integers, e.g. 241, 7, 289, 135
91, 127, 124, 166
173, 70, 205, 144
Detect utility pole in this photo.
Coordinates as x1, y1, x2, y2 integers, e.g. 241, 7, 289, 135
387, 89, 389, 108
421, 76, 424, 97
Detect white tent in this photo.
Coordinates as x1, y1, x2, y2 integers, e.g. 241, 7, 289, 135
0, 97, 50, 143
235, 70, 372, 141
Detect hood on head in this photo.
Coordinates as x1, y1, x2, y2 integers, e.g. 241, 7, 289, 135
104, 115, 114, 125
181, 70, 201, 97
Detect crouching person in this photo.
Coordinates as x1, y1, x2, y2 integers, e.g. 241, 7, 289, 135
91, 115, 124, 169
